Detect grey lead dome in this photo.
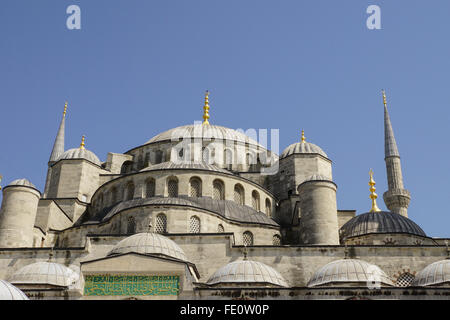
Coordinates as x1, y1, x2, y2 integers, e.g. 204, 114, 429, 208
413, 259, 450, 287
0, 280, 29, 300
207, 260, 288, 287
58, 148, 101, 166
108, 232, 188, 262
307, 259, 394, 287
8, 178, 36, 189
280, 141, 328, 159
339, 211, 426, 239
9, 262, 79, 287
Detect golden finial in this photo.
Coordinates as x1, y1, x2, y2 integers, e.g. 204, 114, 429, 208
301, 130, 306, 143
79, 135, 86, 150
382, 90, 387, 107
63, 101, 68, 117
369, 169, 381, 212
202, 90, 210, 125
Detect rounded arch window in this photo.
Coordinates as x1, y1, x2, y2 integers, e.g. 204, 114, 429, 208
213, 179, 225, 200
202, 147, 210, 164
273, 234, 281, 246
121, 161, 133, 174
224, 148, 233, 170
145, 178, 155, 198
234, 184, 245, 205
189, 177, 202, 197
127, 216, 136, 234
167, 178, 178, 197
125, 182, 135, 201
189, 216, 201, 234
155, 213, 167, 234
265, 198, 272, 216
217, 224, 224, 233
251, 190, 260, 211
243, 231, 254, 246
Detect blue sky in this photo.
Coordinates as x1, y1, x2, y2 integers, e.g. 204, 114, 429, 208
1, 0, 449, 237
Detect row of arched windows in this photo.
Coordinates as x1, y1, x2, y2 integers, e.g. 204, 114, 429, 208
95, 176, 272, 216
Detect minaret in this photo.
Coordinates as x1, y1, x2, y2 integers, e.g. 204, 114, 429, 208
44, 102, 67, 197
49, 102, 68, 162
381, 90, 411, 217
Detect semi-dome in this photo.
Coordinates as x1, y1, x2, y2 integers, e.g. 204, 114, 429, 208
413, 259, 450, 287
145, 124, 263, 148
281, 141, 328, 159
108, 232, 188, 261
339, 211, 426, 239
9, 262, 79, 287
7, 178, 36, 189
59, 148, 101, 166
307, 259, 394, 287
207, 260, 288, 287
0, 280, 29, 300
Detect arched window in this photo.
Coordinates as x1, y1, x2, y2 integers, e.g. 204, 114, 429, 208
189, 216, 200, 233
234, 184, 245, 205
125, 182, 135, 201
155, 213, 167, 234
396, 272, 415, 287
202, 147, 210, 164
127, 216, 136, 234
110, 187, 117, 205
224, 149, 233, 170
155, 150, 163, 164
167, 178, 178, 197
189, 177, 202, 197
218, 224, 224, 233
145, 178, 155, 198
213, 180, 225, 200
121, 161, 133, 174
251, 190, 260, 211
243, 231, 254, 246
273, 234, 281, 246
265, 199, 272, 217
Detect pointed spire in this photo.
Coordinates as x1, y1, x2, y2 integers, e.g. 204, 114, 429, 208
301, 129, 306, 143
369, 169, 381, 212
79, 135, 86, 149
382, 90, 400, 158
49, 102, 68, 162
202, 90, 210, 125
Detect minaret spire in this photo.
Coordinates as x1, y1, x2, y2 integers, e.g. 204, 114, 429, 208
381, 90, 411, 217
202, 90, 210, 125
49, 102, 67, 162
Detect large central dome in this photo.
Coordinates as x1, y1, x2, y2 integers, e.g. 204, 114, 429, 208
145, 124, 263, 148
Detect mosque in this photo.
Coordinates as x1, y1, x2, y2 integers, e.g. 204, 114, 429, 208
0, 90, 449, 300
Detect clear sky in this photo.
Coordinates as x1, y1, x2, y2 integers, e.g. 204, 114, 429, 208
1, 0, 449, 237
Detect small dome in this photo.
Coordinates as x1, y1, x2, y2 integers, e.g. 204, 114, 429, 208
0, 280, 29, 300
207, 260, 288, 287
9, 262, 79, 287
59, 148, 101, 166
108, 232, 188, 261
145, 124, 263, 148
303, 174, 332, 183
340, 211, 426, 239
307, 259, 394, 287
413, 259, 450, 287
8, 178, 36, 189
280, 141, 328, 159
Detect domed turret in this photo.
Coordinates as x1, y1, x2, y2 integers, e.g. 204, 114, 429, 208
0, 280, 29, 300
59, 136, 101, 166
108, 232, 188, 262
308, 259, 394, 287
207, 260, 288, 287
280, 130, 327, 159
0, 178, 40, 247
